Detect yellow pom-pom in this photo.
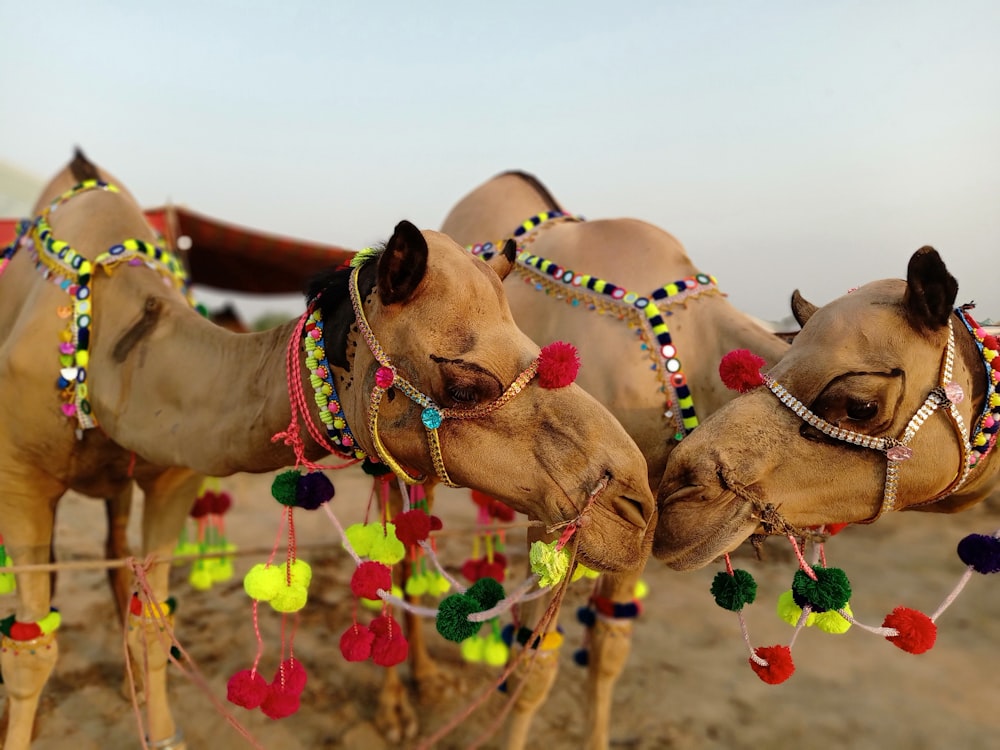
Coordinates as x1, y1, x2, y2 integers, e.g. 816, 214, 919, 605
426, 572, 451, 597
813, 602, 853, 634
634, 579, 649, 599
38, 610, 62, 635
269, 584, 309, 612
288, 559, 313, 588
405, 573, 429, 597
209, 559, 234, 583
173, 541, 199, 566
189, 567, 214, 591
461, 635, 486, 663
345, 523, 379, 557
483, 638, 509, 667
776, 589, 816, 627
529, 540, 569, 588
0, 574, 15, 595
243, 563, 284, 602
368, 524, 406, 565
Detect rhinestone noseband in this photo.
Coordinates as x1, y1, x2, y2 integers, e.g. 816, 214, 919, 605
348, 265, 540, 487
764, 317, 974, 523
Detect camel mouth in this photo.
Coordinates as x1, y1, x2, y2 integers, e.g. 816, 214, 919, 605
652, 485, 758, 571
567, 476, 655, 573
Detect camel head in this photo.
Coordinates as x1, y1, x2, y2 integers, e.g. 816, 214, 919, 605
654, 246, 998, 571
308, 220, 655, 572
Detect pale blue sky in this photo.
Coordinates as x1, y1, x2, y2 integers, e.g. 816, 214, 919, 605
3, 1, 998, 322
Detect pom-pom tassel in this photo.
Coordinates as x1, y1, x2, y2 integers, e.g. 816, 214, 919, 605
719, 349, 766, 393
538, 341, 581, 389
749, 645, 795, 684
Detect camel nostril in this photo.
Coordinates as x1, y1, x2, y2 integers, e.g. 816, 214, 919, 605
613, 495, 650, 528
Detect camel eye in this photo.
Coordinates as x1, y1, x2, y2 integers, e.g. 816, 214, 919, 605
446, 383, 479, 406
846, 399, 878, 421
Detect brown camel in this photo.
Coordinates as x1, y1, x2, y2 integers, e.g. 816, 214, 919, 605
380, 170, 788, 749
655, 246, 1000, 572
0, 152, 656, 750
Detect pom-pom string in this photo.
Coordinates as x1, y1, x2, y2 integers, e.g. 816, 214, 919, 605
834, 608, 898, 637
787, 605, 811, 648
929, 566, 974, 622
788, 535, 818, 580
319, 502, 361, 565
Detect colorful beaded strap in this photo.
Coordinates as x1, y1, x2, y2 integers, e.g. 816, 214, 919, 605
957, 308, 1000, 465
467, 211, 720, 440
13, 180, 193, 435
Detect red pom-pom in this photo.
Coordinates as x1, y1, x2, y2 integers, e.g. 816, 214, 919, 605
227, 669, 269, 709
9, 621, 42, 641
129, 594, 143, 616
748, 645, 795, 684
350, 561, 392, 600
190, 493, 213, 518
537, 341, 580, 389
825, 522, 850, 536
260, 680, 301, 719
369, 614, 409, 667
274, 657, 308, 696
209, 491, 233, 515
429, 515, 444, 531
461, 558, 484, 583
393, 509, 432, 546
470, 490, 516, 522
719, 349, 766, 393
339, 623, 375, 662
882, 606, 937, 654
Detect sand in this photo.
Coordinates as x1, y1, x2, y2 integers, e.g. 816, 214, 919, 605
8, 466, 1000, 750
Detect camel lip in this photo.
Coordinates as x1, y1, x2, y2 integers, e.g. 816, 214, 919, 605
652, 487, 758, 571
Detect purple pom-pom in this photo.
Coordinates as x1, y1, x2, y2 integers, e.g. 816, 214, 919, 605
296, 472, 335, 510
957, 533, 1000, 574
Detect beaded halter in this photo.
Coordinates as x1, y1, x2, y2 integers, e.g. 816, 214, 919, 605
762, 310, 996, 522
0, 180, 192, 436
467, 210, 721, 442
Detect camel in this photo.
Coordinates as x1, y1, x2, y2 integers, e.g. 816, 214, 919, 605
392, 170, 788, 749
0, 152, 657, 750
654, 246, 1000, 573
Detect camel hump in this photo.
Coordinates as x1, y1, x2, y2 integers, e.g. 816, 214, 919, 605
70, 147, 101, 182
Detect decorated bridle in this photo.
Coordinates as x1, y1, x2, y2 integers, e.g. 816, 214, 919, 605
762, 316, 974, 523
286, 250, 580, 488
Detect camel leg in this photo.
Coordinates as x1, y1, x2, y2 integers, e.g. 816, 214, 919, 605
503, 526, 562, 750
0, 481, 61, 750
104, 483, 135, 622
582, 567, 645, 750
129, 469, 200, 750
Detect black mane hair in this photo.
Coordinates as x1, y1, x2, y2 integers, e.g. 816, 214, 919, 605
304, 249, 383, 372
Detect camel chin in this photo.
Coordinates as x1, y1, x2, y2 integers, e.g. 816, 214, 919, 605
652, 486, 758, 571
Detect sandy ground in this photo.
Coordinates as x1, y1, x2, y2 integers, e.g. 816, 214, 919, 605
6, 466, 1000, 750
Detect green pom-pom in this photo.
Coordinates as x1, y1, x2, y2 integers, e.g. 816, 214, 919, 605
271, 470, 301, 506
436, 593, 483, 642
791, 566, 851, 612
467, 577, 506, 611
710, 569, 757, 611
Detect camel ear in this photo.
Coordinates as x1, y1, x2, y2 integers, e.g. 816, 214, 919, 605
790, 289, 818, 328
903, 246, 958, 331
378, 220, 428, 305
483, 238, 517, 280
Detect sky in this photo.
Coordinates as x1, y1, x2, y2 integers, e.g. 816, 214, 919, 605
2, 1, 998, 324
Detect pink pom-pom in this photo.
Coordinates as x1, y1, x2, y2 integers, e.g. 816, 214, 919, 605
369, 614, 409, 667
260, 681, 301, 719
339, 623, 375, 662
393, 509, 432, 546
537, 341, 580, 389
274, 657, 308, 696
719, 349, 766, 393
350, 561, 392, 600
748, 645, 795, 684
226, 669, 269, 709
882, 606, 937, 654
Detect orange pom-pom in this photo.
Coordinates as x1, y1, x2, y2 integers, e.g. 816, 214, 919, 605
719, 349, 766, 393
